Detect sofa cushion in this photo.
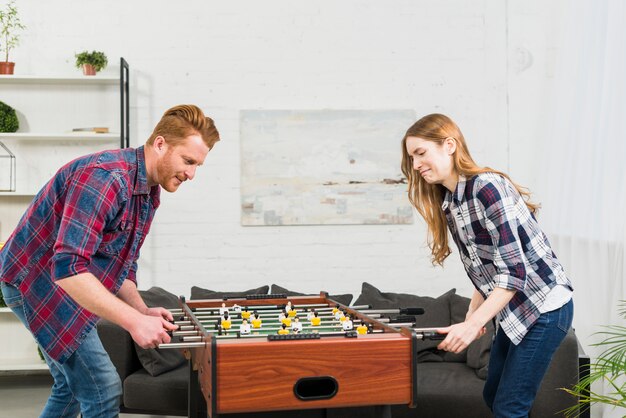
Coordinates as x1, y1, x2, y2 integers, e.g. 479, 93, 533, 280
190, 285, 270, 300
354, 282, 454, 361
270, 284, 353, 307
134, 287, 186, 377
123, 365, 188, 413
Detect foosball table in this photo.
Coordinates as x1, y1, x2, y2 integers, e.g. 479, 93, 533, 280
159, 292, 444, 418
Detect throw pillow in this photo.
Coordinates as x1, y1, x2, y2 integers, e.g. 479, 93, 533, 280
190, 285, 270, 300
353, 282, 455, 361
442, 293, 471, 363
133, 286, 186, 377
270, 284, 353, 307
467, 318, 495, 379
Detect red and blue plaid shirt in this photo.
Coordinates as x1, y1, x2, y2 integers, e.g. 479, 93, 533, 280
443, 173, 572, 344
0, 146, 160, 363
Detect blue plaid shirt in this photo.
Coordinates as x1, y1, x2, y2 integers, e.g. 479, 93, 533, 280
442, 173, 572, 344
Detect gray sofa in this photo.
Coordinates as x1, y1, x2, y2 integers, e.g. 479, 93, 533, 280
96, 284, 589, 418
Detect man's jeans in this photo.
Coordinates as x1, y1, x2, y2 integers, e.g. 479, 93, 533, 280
483, 298, 574, 418
1, 282, 122, 418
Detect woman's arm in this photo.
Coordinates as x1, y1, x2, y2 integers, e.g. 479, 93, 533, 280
437, 287, 515, 353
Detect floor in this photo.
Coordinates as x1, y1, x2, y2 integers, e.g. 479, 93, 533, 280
0, 373, 178, 418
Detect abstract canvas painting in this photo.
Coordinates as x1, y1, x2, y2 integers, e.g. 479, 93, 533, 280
240, 109, 416, 226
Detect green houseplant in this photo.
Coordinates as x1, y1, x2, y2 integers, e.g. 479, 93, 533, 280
0, 0, 26, 75
562, 301, 626, 417
0, 100, 19, 132
75, 50, 108, 76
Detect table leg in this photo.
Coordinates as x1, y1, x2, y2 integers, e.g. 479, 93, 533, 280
373, 405, 392, 418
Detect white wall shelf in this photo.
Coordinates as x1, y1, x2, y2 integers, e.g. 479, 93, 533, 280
0, 74, 118, 84
0, 132, 119, 141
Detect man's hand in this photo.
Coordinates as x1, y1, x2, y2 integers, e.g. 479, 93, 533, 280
129, 314, 178, 349
144, 306, 174, 322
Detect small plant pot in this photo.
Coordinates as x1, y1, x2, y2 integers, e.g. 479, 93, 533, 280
82, 64, 97, 76
0, 62, 15, 75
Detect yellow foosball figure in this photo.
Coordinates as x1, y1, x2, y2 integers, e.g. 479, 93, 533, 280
252, 313, 262, 329
311, 312, 321, 326
278, 323, 290, 335
281, 317, 292, 327
332, 305, 340, 316
288, 309, 297, 318
221, 313, 232, 330
356, 323, 368, 335
241, 308, 251, 320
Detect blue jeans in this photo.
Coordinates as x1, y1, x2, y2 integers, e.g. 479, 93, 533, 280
483, 298, 574, 418
1, 283, 122, 418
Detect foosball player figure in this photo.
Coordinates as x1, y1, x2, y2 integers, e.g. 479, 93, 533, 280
241, 307, 251, 320
221, 312, 232, 330
334, 308, 343, 320
278, 323, 290, 335
306, 308, 316, 321
219, 302, 228, 316
233, 303, 242, 313
291, 316, 303, 333
339, 311, 348, 323
251, 311, 262, 329
239, 319, 251, 335
332, 304, 340, 316
342, 314, 353, 331
310, 311, 321, 326
356, 322, 368, 335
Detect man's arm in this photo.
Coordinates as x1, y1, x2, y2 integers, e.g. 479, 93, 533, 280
117, 279, 173, 321
57, 273, 177, 348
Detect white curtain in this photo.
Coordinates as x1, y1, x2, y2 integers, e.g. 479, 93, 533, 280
538, 1, 626, 417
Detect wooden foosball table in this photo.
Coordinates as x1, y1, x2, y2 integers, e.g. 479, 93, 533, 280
159, 292, 444, 418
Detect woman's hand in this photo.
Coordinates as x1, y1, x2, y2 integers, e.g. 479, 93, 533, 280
436, 320, 486, 353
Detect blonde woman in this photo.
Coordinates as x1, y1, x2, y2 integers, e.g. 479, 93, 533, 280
401, 113, 573, 417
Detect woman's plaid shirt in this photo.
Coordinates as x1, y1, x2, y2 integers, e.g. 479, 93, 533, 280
442, 173, 572, 345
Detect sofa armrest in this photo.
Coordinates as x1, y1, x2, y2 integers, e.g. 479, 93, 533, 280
530, 328, 583, 417
97, 319, 142, 382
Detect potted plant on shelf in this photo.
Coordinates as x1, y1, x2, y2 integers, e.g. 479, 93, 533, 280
75, 50, 108, 76
0, 0, 26, 75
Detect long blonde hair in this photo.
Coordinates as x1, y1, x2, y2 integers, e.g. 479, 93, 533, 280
400, 114, 539, 266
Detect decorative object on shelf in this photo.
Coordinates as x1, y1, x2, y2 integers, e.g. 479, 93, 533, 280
562, 300, 626, 417
72, 126, 109, 134
0, 100, 19, 132
0, 141, 16, 192
0, 0, 26, 75
75, 50, 108, 76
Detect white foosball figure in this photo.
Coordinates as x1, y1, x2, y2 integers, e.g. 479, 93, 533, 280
306, 309, 315, 321
219, 302, 229, 316
233, 304, 242, 313
239, 319, 251, 335
342, 315, 353, 331
334, 310, 343, 320
278, 311, 286, 322
291, 317, 303, 333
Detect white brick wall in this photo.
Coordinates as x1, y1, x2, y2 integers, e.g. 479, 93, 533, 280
8, 0, 564, 300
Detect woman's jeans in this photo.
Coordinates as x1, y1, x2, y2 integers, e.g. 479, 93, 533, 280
1, 282, 122, 418
483, 298, 574, 418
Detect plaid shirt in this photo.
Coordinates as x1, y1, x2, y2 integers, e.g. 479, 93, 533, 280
0, 147, 160, 363
443, 173, 572, 345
